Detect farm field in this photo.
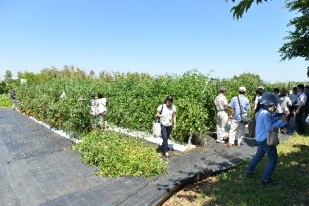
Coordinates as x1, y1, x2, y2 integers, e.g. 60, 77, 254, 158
13, 69, 298, 143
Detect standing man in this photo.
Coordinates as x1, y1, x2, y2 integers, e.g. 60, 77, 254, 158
10, 90, 16, 110
214, 87, 229, 143
225, 86, 250, 148
288, 87, 298, 122
273, 88, 280, 101
295, 84, 307, 134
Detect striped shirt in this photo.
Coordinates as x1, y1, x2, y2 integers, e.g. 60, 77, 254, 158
255, 106, 287, 142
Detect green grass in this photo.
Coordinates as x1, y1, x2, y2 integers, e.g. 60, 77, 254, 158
195, 132, 309, 205
73, 131, 167, 177
0, 94, 11, 108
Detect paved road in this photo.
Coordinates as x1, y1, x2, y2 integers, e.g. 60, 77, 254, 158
0, 109, 292, 206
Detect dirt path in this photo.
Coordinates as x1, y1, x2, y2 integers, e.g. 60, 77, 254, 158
162, 176, 218, 206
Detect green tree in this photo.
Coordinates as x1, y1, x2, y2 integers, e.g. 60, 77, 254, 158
279, 0, 309, 75
228, 0, 268, 19
5, 70, 12, 81
17, 71, 37, 84
228, 0, 309, 76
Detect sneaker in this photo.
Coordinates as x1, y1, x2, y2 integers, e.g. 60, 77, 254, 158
164, 152, 170, 157
261, 179, 279, 185
216, 140, 225, 143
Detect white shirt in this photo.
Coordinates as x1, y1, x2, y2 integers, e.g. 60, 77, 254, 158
276, 96, 291, 114
214, 93, 228, 111
157, 104, 176, 126
289, 93, 298, 106
254, 95, 262, 110
96, 98, 107, 114
297, 92, 307, 106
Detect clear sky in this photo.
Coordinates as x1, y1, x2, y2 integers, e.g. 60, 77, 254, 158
0, 0, 307, 83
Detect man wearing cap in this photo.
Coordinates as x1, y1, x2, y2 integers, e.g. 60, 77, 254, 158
247, 92, 287, 185
214, 87, 229, 143
225, 86, 250, 148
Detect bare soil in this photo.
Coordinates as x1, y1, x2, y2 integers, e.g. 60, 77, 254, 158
162, 176, 218, 206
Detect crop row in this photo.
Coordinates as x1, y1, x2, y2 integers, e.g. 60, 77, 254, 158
15, 70, 286, 142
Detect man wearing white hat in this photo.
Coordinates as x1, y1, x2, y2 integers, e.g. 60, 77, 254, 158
225, 86, 250, 148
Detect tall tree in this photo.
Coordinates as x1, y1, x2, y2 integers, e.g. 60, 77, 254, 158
279, 0, 309, 76
228, 0, 309, 76
5, 70, 12, 81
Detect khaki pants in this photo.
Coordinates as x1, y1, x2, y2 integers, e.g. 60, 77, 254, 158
228, 120, 246, 145
11, 100, 16, 110
97, 111, 108, 130
216, 111, 228, 141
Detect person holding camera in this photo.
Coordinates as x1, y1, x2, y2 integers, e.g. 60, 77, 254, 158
247, 92, 287, 185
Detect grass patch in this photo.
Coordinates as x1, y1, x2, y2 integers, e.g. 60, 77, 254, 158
191, 132, 309, 205
0, 94, 11, 108
73, 131, 167, 178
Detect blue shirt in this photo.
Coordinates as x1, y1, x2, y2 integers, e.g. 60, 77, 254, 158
229, 94, 250, 121
255, 106, 287, 142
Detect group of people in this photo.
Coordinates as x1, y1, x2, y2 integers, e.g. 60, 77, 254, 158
214, 84, 308, 185
215, 86, 250, 147
271, 84, 309, 134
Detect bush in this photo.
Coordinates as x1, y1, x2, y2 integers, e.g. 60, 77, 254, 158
0, 94, 11, 108
73, 131, 167, 177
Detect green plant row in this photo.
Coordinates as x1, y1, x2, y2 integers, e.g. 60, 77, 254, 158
15, 70, 290, 141
73, 131, 166, 177
0, 94, 11, 108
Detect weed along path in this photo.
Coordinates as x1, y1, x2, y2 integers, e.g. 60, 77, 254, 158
0, 109, 292, 206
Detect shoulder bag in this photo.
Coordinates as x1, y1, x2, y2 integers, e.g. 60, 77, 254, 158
267, 128, 279, 146
153, 104, 164, 137
237, 96, 251, 124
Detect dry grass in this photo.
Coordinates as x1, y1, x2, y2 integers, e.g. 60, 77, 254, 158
162, 176, 218, 206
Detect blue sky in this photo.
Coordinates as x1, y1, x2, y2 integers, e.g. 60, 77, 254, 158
0, 0, 307, 82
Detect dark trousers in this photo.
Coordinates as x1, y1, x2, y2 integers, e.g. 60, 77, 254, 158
295, 107, 305, 134
161, 125, 172, 153
288, 105, 297, 122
